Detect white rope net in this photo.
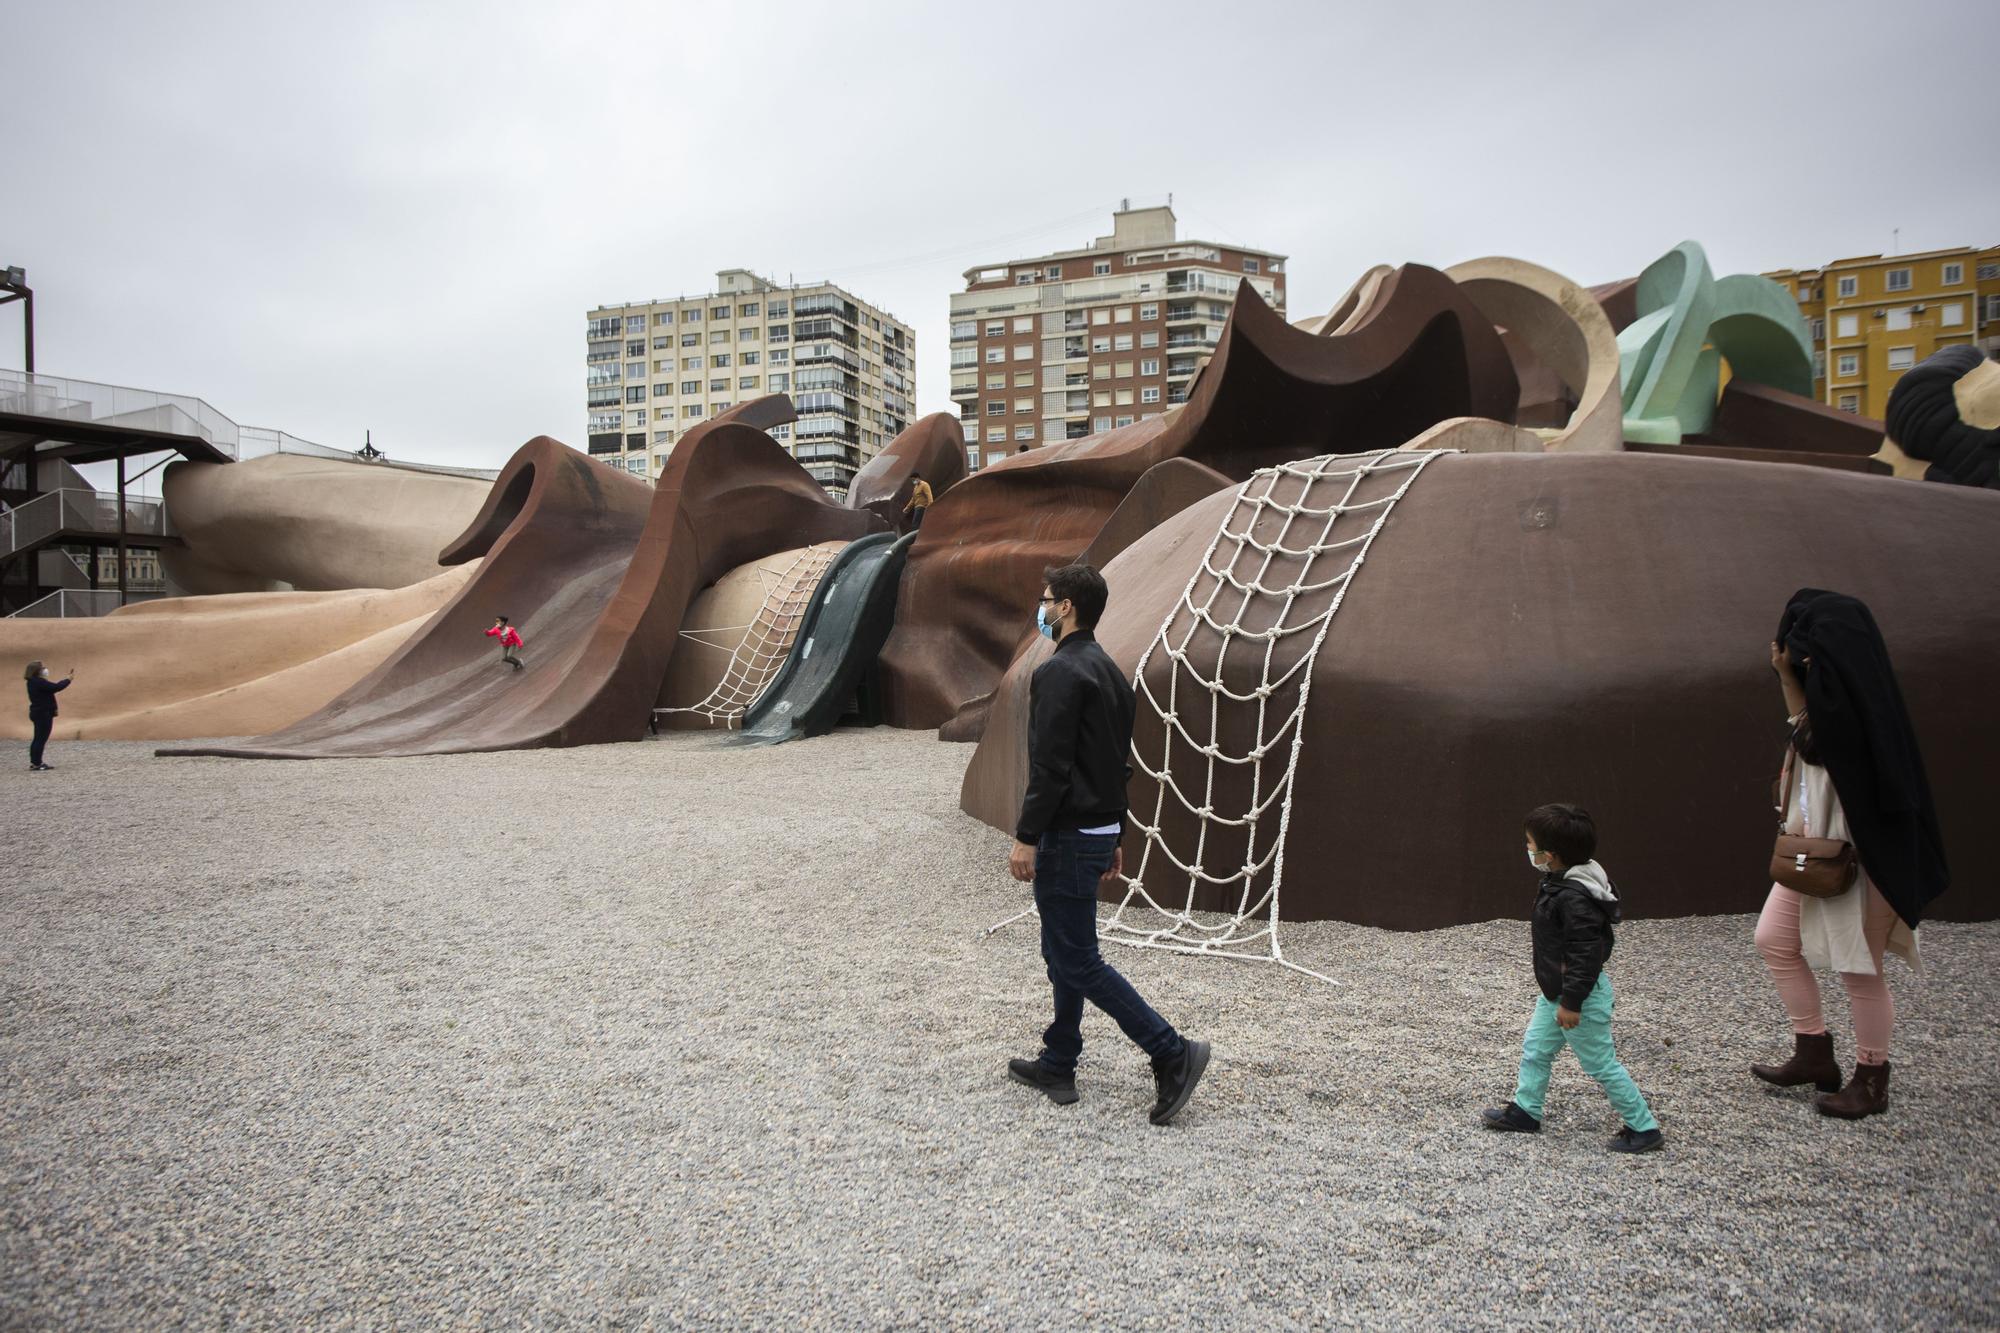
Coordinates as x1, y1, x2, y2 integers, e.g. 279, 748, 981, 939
657, 543, 842, 728
992, 448, 1447, 981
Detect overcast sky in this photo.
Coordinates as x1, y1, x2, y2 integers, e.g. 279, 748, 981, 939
7, 0, 1994, 474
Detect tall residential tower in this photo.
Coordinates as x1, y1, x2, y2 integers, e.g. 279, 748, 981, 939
585, 269, 915, 498
948, 205, 1285, 472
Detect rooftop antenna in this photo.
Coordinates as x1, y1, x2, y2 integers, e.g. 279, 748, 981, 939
1891, 227, 1899, 256
1120, 197, 1130, 212
358, 430, 384, 462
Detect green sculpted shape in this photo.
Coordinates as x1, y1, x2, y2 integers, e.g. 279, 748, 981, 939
1616, 241, 1816, 444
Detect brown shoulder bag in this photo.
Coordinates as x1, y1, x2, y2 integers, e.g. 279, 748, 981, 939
1770, 744, 1859, 899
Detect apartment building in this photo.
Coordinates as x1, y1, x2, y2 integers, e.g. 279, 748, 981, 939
948, 205, 1286, 472
584, 269, 915, 499
1762, 244, 2000, 418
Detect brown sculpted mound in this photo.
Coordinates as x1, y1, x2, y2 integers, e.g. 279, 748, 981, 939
161, 452, 492, 594
165, 398, 884, 758
879, 268, 1522, 736
847, 412, 966, 531
963, 449, 2000, 927
1, 568, 474, 742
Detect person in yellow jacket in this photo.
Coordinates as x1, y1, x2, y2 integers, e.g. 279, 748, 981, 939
903, 473, 934, 531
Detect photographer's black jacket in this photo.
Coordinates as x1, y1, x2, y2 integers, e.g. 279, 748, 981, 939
1015, 631, 1135, 844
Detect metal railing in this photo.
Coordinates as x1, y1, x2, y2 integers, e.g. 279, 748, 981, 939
0, 368, 242, 455
2, 488, 167, 557
7, 588, 166, 618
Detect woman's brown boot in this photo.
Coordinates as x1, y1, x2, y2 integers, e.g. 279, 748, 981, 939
1751, 1032, 1842, 1092
1816, 1062, 1890, 1119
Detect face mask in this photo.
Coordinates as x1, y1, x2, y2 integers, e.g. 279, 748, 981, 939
1527, 850, 1544, 870
1036, 605, 1056, 641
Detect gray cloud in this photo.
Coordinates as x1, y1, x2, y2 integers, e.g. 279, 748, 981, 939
7, 0, 1993, 473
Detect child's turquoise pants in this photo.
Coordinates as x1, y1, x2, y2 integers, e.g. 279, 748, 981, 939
1513, 975, 1658, 1132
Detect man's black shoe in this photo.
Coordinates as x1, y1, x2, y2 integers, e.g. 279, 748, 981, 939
1609, 1125, 1664, 1153
1149, 1038, 1210, 1125
1481, 1102, 1542, 1133
1007, 1057, 1079, 1105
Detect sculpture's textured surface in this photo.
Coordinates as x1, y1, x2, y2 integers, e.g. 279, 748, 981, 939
165, 399, 883, 758
963, 450, 2000, 927
1, 567, 473, 741
878, 267, 1522, 734
161, 453, 492, 594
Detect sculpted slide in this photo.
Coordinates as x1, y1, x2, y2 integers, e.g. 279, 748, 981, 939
878, 266, 1521, 735
163, 399, 883, 758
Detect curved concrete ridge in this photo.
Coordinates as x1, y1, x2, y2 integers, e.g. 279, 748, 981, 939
162, 398, 886, 758
878, 266, 1520, 732
846, 411, 967, 530
1708, 273, 1816, 399
1296, 264, 1392, 336
1446, 256, 1625, 452
2, 567, 475, 742
161, 451, 492, 594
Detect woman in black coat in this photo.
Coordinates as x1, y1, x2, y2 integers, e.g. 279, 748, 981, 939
24, 660, 75, 772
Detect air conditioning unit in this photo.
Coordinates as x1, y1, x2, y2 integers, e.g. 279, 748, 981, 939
1912, 304, 1927, 314
1874, 309, 1886, 318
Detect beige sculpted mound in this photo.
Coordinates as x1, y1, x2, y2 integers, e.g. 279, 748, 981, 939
162, 453, 491, 594
655, 543, 847, 730
0, 566, 473, 741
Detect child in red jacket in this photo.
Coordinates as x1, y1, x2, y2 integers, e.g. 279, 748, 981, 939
485, 616, 524, 670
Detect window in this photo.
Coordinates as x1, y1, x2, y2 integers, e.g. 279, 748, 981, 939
1813, 351, 1824, 380
1140, 358, 1159, 376
985, 347, 1005, 363
1093, 416, 1111, 433
631, 409, 647, 424
1941, 263, 1963, 286
1013, 316, 1033, 333
742, 351, 761, 365
986, 401, 1005, 416
768, 301, 788, 317
1092, 336, 1111, 354
1115, 307, 1133, 323
1115, 415, 1133, 428
683, 404, 703, 418
652, 383, 671, 398
1013, 344, 1032, 360
1045, 266, 1061, 280
1093, 390, 1110, 408
682, 333, 700, 347
986, 427, 1006, 443
1013, 398, 1032, 414
1015, 272, 1036, 286
1885, 268, 1911, 292
711, 354, 731, 368
626, 341, 645, 356
986, 374, 1005, 390
709, 330, 728, 345
1836, 276, 1858, 298
1013, 371, 1035, 387
1886, 308, 1912, 331
1836, 314, 1859, 338
709, 378, 728, 392
1139, 304, 1157, 321
1887, 346, 1915, 372
1140, 331, 1159, 349
950, 320, 975, 340
1987, 295, 2000, 323
625, 315, 646, 333
1092, 364, 1111, 381
770, 349, 789, 364
1114, 361, 1133, 378
1141, 386, 1160, 404
768, 325, 790, 343
1797, 284, 1812, 301
1093, 261, 1110, 276
624, 386, 645, 404
966, 447, 981, 470
1015, 424, 1036, 440
683, 356, 701, 370
740, 327, 759, 341
1836, 394, 1860, 414
681, 380, 699, 394
684, 308, 701, 322
1092, 309, 1110, 326
986, 320, 1005, 336
710, 305, 730, 320
1941, 302, 1965, 327
1810, 318, 1824, 341
768, 373, 789, 391
1113, 334, 1133, 352
1836, 353, 1859, 377
587, 317, 622, 339
1113, 388, 1133, 407
653, 311, 674, 326
626, 361, 645, 377
737, 374, 759, 390
739, 302, 760, 317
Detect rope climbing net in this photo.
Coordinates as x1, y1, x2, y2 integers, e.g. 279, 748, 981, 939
1097, 448, 1449, 982
656, 543, 842, 728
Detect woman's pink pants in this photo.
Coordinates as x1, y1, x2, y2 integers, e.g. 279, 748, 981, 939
1754, 884, 1896, 1064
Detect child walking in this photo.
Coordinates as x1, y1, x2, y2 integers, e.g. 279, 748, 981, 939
485, 616, 524, 670
1483, 803, 1664, 1153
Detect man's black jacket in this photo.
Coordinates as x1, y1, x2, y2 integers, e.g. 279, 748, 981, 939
1015, 630, 1135, 844
1530, 869, 1620, 1011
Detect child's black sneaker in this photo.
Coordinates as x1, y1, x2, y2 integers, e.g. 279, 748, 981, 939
1007, 1057, 1079, 1105
1480, 1102, 1541, 1133
1609, 1125, 1664, 1153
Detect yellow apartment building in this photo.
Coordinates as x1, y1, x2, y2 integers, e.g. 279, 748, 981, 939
1763, 245, 2000, 418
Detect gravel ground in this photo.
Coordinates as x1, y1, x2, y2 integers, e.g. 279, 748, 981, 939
3, 730, 1996, 1330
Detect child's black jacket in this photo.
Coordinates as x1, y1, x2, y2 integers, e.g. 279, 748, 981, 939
1530, 871, 1621, 1010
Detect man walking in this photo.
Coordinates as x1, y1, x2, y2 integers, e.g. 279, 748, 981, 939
1006, 562, 1210, 1124
902, 472, 933, 531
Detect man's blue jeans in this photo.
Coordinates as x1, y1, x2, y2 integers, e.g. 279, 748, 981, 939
1035, 829, 1183, 1074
